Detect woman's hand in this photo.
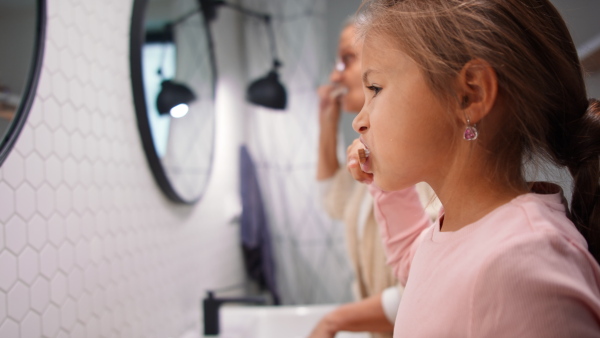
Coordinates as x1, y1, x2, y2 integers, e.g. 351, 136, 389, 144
318, 84, 342, 128
347, 138, 374, 184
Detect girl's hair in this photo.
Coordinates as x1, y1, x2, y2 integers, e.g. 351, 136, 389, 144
357, 0, 600, 260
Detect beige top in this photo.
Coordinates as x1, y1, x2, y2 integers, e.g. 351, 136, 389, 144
322, 169, 439, 338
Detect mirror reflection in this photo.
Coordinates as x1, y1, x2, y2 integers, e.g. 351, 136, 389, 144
0, 0, 44, 166
131, 0, 217, 203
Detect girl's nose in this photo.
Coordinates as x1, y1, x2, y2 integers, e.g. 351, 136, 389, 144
352, 108, 369, 134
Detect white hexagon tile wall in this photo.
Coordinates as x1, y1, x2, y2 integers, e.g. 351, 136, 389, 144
0, 1, 246, 338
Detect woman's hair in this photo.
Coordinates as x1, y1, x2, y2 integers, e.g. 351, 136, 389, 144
357, 0, 600, 260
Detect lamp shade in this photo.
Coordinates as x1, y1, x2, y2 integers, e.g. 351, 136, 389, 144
246, 70, 287, 110
156, 80, 197, 115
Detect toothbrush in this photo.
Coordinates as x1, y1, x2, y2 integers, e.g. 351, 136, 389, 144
330, 86, 348, 99
358, 148, 370, 164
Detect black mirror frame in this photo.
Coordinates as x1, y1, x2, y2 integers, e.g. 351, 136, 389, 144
0, 0, 47, 167
129, 0, 218, 204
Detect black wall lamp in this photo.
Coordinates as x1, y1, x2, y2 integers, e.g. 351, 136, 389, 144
156, 79, 196, 117
156, 0, 288, 113
200, 0, 287, 110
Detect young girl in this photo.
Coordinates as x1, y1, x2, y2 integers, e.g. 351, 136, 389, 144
346, 0, 600, 336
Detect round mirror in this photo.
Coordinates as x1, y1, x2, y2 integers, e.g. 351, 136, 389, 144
130, 0, 217, 204
0, 0, 45, 166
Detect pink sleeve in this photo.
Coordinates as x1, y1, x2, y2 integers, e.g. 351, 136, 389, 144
369, 184, 432, 285
471, 232, 600, 337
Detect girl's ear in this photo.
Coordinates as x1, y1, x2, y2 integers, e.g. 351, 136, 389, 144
455, 59, 498, 124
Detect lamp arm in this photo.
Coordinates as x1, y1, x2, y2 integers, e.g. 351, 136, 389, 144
218, 1, 281, 68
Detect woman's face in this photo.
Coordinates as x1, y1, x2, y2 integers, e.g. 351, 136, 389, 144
353, 33, 455, 191
330, 25, 365, 113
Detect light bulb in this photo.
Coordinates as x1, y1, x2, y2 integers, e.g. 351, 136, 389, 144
170, 103, 189, 118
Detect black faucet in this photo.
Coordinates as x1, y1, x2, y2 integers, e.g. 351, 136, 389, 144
202, 291, 267, 336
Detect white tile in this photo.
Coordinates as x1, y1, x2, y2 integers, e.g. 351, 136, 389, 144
43, 41, 60, 74
77, 106, 92, 136
36, 70, 52, 100
60, 298, 77, 330
34, 123, 54, 159
79, 159, 93, 188
70, 131, 85, 161
5, 216, 27, 254
14, 184, 36, 222
24, 153, 45, 189
67, 267, 83, 299
39, 244, 58, 279
75, 56, 90, 86
41, 304, 60, 337
69, 79, 86, 110
58, 242, 75, 273
83, 265, 97, 292
51, 72, 70, 106
47, 213, 65, 247
60, 102, 78, 134
80, 211, 95, 240
15, 125, 35, 157
82, 30, 96, 63
91, 288, 105, 316
0, 182, 15, 223
100, 308, 114, 337
55, 185, 72, 216
92, 112, 104, 138
30, 277, 50, 313
36, 184, 55, 218
60, 48, 76, 81
56, 329, 69, 338
27, 215, 47, 251
75, 240, 90, 269
18, 247, 40, 285
89, 238, 103, 264
85, 314, 100, 338
42, 95, 62, 132
0, 319, 19, 338
0, 289, 5, 321
63, 158, 79, 189
84, 134, 98, 161
20, 311, 42, 338
71, 322, 86, 338
2, 151, 25, 189
7, 281, 29, 320
53, 128, 70, 160
50, 272, 67, 305
76, 291, 92, 322
44, 155, 63, 188
65, 213, 82, 244
24, 99, 44, 128
50, 18, 68, 51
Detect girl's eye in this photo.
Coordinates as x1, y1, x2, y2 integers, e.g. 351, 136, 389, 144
367, 85, 382, 97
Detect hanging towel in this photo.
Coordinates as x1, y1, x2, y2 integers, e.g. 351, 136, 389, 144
239, 145, 280, 304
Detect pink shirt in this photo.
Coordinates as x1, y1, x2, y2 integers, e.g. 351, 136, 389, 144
370, 184, 600, 337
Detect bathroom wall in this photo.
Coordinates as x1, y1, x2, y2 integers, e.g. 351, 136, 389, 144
0, 1, 248, 337
240, 0, 358, 305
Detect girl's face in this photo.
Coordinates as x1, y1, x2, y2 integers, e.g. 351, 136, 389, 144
330, 25, 364, 113
353, 33, 456, 191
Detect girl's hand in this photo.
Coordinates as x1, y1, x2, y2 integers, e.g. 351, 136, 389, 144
307, 319, 336, 338
347, 138, 374, 184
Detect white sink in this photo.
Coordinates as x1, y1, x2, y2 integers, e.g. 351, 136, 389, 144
217, 304, 371, 338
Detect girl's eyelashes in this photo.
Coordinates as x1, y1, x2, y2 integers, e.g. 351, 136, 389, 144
366, 85, 382, 97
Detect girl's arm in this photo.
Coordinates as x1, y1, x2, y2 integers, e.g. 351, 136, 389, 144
369, 184, 432, 285
308, 292, 394, 338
